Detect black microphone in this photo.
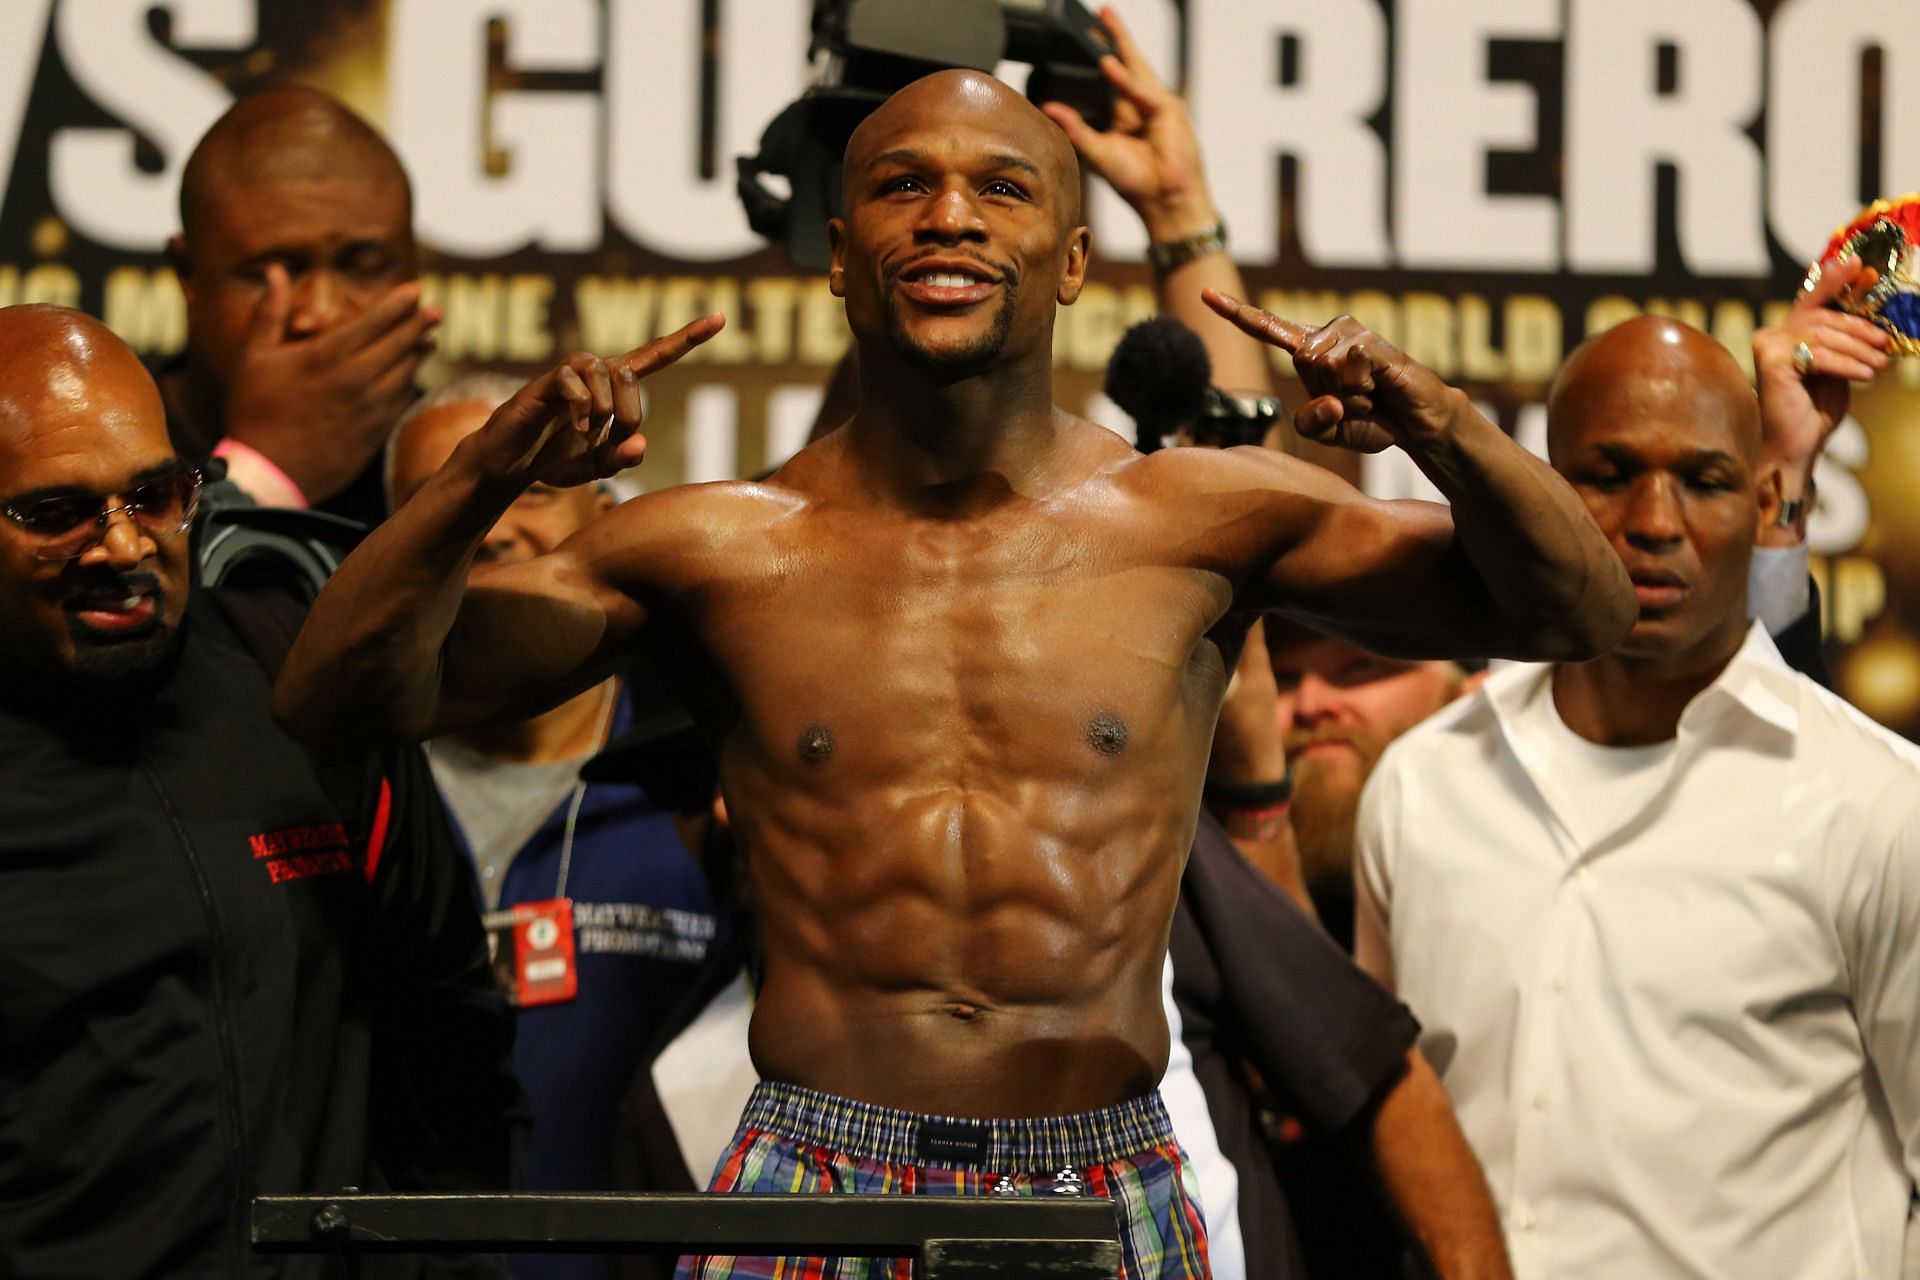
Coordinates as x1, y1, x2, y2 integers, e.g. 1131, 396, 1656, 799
1106, 316, 1288, 452
1103, 317, 1213, 453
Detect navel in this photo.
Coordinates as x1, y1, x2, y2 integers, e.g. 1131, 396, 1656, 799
1086, 712, 1129, 757
797, 723, 836, 764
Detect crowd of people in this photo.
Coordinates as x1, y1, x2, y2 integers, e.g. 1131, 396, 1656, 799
2, 8, 1915, 1280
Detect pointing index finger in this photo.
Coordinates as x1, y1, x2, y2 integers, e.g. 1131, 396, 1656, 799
621, 312, 727, 379
1202, 289, 1308, 353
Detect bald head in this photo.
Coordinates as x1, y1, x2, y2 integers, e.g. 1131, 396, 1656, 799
169, 86, 418, 442
0, 305, 193, 687
1546, 314, 1775, 665
0, 305, 161, 443
845, 70, 1082, 227
1548, 315, 1760, 468
180, 86, 409, 239
830, 69, 1093, 379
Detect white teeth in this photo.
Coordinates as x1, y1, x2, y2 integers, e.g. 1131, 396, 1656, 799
924, 272, 978, 289
121, 595, 142, 610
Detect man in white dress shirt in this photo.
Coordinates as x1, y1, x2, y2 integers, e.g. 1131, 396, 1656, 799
1354, 310, 1920, 1279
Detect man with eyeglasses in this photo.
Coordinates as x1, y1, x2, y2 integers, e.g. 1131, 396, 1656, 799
0, 304, 517, 1280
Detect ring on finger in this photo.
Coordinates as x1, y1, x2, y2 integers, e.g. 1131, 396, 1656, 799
1792, 341, 1815, 375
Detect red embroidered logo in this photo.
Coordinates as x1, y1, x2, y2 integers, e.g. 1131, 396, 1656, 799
247, 822, 357, 884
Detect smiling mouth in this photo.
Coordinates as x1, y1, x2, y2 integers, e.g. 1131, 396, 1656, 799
893, 260, 1004, 308
65, 584, 161, 634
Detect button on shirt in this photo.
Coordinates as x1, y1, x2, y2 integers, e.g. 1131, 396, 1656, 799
1357, 623, 1920, 1280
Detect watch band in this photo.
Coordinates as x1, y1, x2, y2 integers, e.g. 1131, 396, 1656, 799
1204, 772, 1293, 809
1146, 220, 1229, 271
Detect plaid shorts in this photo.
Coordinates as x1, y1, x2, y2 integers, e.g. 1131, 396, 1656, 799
675, 1081, 1210, 1280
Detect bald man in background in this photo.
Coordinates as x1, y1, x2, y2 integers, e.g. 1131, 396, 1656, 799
1355, 315, 1920, 1279
162, 85, 438, 526
0, 304, 513, 1279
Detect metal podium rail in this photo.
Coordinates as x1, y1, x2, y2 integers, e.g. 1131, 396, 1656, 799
253, 1192, 1122, 1278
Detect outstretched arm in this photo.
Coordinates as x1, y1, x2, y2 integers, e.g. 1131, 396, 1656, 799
1207, 295, 1635, 662
273, 317, 723, 755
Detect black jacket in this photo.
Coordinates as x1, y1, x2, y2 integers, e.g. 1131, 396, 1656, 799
0, 589, 518, 1279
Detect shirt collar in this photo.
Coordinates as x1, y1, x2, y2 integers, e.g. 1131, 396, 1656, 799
1473, 619, 1802, 748
1689, 621, 1801, 739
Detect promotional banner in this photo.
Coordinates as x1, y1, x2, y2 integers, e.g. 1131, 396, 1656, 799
2, 0, 1915, 731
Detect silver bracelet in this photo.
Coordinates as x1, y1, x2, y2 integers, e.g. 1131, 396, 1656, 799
1146, 221, 1229, 271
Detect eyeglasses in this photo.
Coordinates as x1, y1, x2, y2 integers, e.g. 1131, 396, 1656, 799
1, 467, 204, 561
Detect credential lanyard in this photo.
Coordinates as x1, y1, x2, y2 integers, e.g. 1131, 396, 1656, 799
553, 678, 619, 902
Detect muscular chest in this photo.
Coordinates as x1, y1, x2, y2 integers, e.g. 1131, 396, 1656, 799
690, 508, 1233, 779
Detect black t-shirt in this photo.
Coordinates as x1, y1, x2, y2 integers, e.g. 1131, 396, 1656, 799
0, 591, 517, 1279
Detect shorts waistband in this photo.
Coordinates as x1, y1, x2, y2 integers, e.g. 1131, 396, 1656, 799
739, 1080, 1174, 1170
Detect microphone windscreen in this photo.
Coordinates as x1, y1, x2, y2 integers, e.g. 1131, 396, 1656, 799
1104, 317, 1213, 444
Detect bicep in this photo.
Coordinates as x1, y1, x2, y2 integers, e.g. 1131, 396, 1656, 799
1248, 455, 1495, 658
438, 530, 648, 732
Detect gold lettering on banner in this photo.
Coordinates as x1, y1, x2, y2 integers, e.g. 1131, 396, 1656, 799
24, 264, 79, 308
574, 275, 848, 368
1644, 298, 1709, 332
0, 263, 82, 310
503, 276, 552, 361
1585, 295, 1642, 336
422, 273, 554, 361
102, 267, 186, 355
699, 279, 757, 365
1814, 554, 1889, 645
1505, 296, 1562, 384
1399, 293, 1456, 378
575, 275, 659, 353
797, 278, 851, 365
1711, 301, 1758, 380
1458, 294, 1506, 382
1253, 290, 1561, 387
1053, 283, 1157, 372
746, 277, 799, 364
654, 278, 705, 359
1343, 292, 1401, 345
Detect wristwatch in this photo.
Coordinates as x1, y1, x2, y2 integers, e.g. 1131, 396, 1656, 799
1777, 477, 1815, 528
1146, 220, 1229, 271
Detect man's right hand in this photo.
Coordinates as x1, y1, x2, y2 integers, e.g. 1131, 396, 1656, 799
1204, 292, 1467, 455
467, 314, 726, 493
221, 264, 440, 502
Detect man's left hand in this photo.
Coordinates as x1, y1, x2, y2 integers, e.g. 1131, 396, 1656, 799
1204, 294, 1467, 455
1754, 257, 1890, 543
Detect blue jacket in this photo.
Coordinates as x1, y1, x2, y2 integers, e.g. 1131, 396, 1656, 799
442, 694, 723, 1280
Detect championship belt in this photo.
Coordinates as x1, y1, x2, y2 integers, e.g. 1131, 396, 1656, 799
1812, 194, 1920, 356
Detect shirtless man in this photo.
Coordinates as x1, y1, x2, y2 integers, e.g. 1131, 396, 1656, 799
276, 70, 1630, 1279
